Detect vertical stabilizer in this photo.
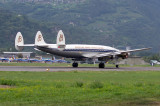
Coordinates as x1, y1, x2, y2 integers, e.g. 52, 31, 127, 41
35, 31, 46, 45
57, 30, 66, 50
15, 32, 24, 51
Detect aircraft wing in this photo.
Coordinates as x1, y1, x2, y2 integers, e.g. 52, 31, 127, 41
83, 52, 121, 58
83, 48, 151, 58
119, 48, 151, 53
94, 52, 121, 58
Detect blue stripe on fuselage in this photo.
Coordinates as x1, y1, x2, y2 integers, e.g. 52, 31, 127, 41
64, 49, 117, 52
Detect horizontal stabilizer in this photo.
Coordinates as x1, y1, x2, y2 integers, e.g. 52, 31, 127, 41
3, 52, 33, 54
18, 44, 35, 47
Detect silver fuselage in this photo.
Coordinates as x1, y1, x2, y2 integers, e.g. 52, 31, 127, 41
36, 44, 119, 59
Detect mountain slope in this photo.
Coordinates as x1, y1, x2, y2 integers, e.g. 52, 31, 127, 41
0, 0, 160, 51
0, 8, 57, 49
0, 8, 99, 50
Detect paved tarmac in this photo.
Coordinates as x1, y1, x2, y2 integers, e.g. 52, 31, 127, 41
0, 66, 160, 72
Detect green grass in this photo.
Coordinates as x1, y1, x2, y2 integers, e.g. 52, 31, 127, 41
0, 62, 157, 67
0, 71, 160, 105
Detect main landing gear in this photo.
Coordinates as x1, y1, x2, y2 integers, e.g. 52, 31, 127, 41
98, 63, 119, 68
72, 62, 78, 68
116, 65, 119, 68
72, 62, 119, 68
99, 63, 105, 68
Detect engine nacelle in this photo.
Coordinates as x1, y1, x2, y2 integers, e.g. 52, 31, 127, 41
120, 53, 130, 59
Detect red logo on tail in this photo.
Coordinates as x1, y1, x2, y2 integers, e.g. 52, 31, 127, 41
37, 35, 42, 42
59, 34, 63, 42
18, 36, 22, 43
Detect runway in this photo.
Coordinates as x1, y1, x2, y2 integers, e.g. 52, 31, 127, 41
0, 66, 160, 72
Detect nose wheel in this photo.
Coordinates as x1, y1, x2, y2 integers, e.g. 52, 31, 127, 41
72, 62, 78, 68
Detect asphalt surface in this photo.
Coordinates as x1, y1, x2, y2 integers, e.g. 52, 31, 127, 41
0, 66, 160, 72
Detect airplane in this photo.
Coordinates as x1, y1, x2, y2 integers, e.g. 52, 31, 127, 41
15, 30, 151, 68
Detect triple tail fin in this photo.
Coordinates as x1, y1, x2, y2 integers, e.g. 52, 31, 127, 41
15, 32, 24, 51
57, 30, 66, 50
35, 31, 46, 46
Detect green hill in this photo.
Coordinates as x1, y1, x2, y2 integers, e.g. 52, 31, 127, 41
0, 8, 57, 49
0, 0, 160, 52
0, 8, 98, 51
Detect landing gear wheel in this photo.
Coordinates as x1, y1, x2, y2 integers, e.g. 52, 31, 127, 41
72, 63, 78, 68
116, 65, 119, 68
99, 63, 105, 68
